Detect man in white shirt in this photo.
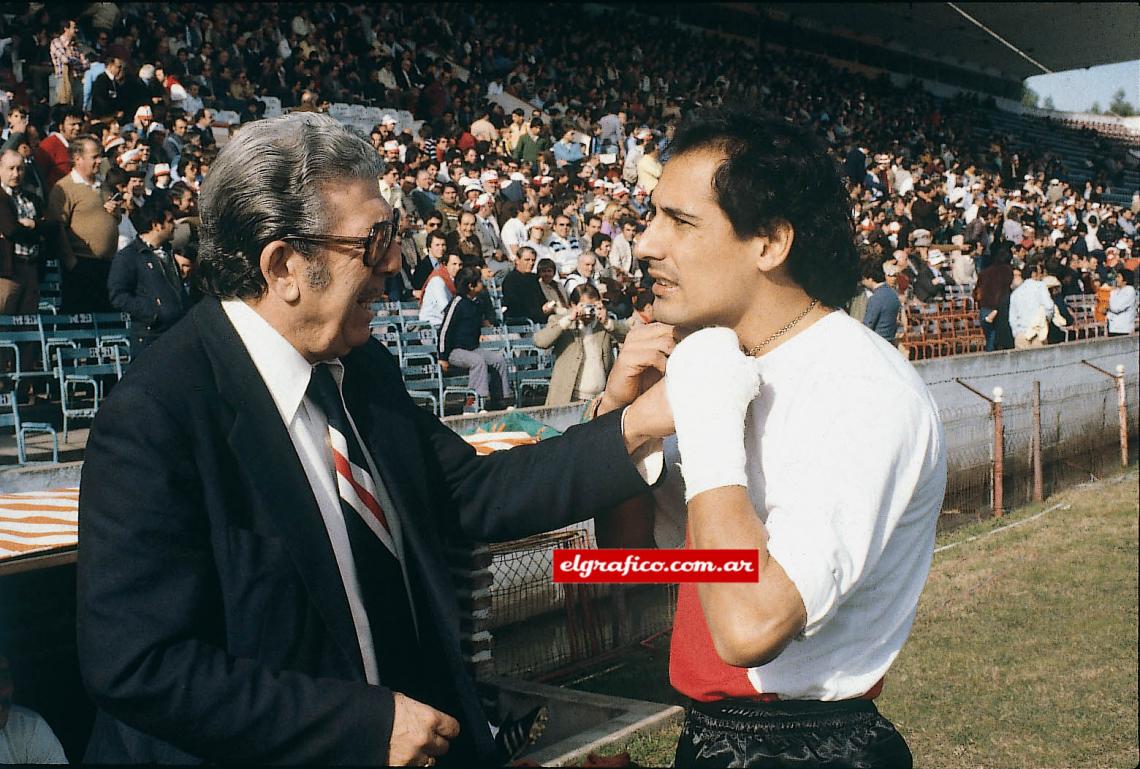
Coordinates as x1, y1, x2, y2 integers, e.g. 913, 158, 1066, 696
498, 200, 532, 260
594, 108, 944, 768
1106, 269, 1137, 336
1008, 258, 1055, 349
76, 111, 667, 766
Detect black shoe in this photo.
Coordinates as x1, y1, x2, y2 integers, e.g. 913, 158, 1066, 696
496, 704, 549, 763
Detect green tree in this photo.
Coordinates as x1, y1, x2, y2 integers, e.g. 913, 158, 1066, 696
1108, 88, 1136, 117
1043, 96, 1056, 111
1021, 85, 1040, 108
1089, 102, 1102, 114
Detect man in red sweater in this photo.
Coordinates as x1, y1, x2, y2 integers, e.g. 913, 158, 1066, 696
34, 108, 84, 189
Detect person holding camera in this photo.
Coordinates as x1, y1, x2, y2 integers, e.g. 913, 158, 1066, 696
533, 283, 627, 406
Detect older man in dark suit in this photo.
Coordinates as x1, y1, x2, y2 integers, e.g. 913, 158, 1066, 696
77, 112, 670, 766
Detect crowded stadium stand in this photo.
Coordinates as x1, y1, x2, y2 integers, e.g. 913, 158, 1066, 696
0, 2, 1137, 761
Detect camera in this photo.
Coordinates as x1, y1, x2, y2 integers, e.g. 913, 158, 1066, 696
579, 303, 597, 322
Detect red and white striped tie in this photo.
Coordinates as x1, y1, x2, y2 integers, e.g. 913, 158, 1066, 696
307, 363, 396, 556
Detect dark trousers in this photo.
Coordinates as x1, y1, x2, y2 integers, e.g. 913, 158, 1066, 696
63, 257, 113, 313
675, 698, 912, 769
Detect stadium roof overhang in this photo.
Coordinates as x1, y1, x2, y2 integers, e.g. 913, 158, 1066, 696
735, 3, 1140, 82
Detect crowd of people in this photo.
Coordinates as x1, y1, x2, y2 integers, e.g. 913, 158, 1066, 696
1, 2, 1137, 405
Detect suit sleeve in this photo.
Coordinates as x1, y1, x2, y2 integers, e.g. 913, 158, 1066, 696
107, 249, 158, 323
378, 347, 653, 542
77, 385, 396, 764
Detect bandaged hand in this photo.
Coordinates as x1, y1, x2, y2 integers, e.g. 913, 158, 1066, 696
664, 327, 761, 501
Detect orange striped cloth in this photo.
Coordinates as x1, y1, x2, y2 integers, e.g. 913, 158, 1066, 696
462, 431, 540, 456
0, 488, 79, 561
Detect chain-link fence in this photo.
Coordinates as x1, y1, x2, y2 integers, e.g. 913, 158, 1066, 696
483, 367, 1139, 682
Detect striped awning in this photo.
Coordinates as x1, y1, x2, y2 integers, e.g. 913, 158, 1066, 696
0, 488, 79, 561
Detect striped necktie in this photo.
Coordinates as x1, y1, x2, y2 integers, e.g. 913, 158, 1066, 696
306, 363, 395, 556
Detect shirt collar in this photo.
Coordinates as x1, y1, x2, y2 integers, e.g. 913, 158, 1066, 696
222, 299, 344, 424
70, 169, 99, 188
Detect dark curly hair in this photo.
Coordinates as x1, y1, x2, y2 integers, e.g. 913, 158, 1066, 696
667, 105, 859, 308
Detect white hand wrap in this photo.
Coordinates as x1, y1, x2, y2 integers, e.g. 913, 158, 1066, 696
664, 327, 761, 502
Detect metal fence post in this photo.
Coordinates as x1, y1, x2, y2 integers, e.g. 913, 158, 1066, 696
993, 386, 1004, 517
1081, 360, 1130, 468
1032, 380, 1043, 502
1117, 365, 1128, 468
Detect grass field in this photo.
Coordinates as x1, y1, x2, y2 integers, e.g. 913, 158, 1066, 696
564, 466, 1139, 768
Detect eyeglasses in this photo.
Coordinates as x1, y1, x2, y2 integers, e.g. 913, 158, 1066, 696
283, 209, 400, 268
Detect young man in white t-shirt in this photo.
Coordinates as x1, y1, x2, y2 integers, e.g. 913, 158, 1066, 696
593, 107, 946, 768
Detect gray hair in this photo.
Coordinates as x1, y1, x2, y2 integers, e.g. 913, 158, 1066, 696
196, 112, 383, 300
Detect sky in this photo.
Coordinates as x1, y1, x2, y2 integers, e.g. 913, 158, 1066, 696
1025, 60, 1140, 114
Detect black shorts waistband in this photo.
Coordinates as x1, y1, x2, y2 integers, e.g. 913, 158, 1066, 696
689, 697, 879, 734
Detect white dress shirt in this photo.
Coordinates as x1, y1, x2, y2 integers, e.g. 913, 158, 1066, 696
222, 299, 415, 686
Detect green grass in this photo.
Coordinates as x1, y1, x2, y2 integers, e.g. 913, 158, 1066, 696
562, 467, 1139, 769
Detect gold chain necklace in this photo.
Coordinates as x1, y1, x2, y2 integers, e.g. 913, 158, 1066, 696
743, 299, 820, 356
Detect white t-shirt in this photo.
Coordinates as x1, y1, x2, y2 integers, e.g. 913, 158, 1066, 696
657, 311, 947, 701
0, 706, 68, 764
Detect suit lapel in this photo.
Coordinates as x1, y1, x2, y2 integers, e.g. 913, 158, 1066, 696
191, 298, 366, 678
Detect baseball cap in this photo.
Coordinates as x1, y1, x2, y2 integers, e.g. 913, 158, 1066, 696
153, 163, 171, 178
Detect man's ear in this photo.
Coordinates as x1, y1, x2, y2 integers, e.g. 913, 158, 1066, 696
260, 240, 303, 303
754, 220, 795, 274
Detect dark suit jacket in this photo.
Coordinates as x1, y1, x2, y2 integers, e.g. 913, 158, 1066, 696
77, 297, 649, 764
913, 266, 951, 303
107, 237, 189, 336
0, 186, 41, 278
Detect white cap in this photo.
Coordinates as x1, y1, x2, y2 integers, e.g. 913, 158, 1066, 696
527, 216, 548, 231
476, 192, 495, 207
381, 115, 398, 126
153, 163, 171, 177
383, 140, 399, 151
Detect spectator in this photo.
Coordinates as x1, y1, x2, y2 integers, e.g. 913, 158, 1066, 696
409, 169, 438, 221
609, 218, 638, 279
435, 182, 462, 233
438, 267, 512, 408
1043, 275, 1073, 344
564, 250, 600, 296
108, 200, 187, 351
501, 246, 553, 324
913, 249, 949, 303
91, 57, 125, 120
34, 108, 84, 190
533, 283, 626, 406
512, 119, 549, 166
48, 135, 121, 312
861, 259, 901, 343
975, 245, 1015, 351
535, 256, 570, 315
0, 149, 44, 318
1106, 270, 1137, 336
419, 251, 462, 328
552, 129, 584, 168
411, 227, 448, 296
1008, 258, 1055, 349
636, 139, 662, 194
379, 163, 403, 212
547, 214, 581, 276
49, 17, 88, 108
0, 653, 67, 763
446, 210, 484, 267
473, 193, 505, 262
